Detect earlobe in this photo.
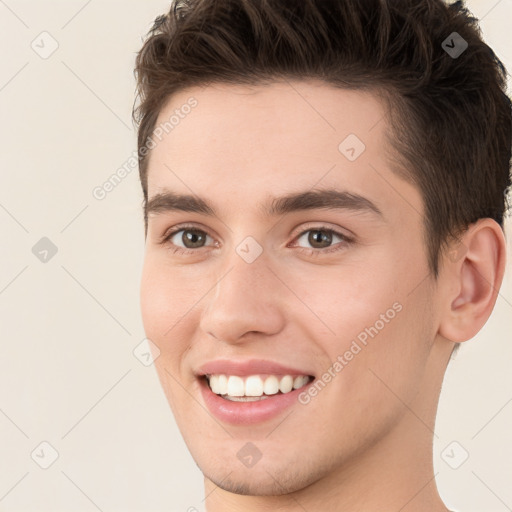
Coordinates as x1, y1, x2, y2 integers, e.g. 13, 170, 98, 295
438, 219, 506, 343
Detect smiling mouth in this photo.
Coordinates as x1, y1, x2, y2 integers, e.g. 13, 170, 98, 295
203, 373, 315, 401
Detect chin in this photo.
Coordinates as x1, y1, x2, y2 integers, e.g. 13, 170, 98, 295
199, 455, 326, 497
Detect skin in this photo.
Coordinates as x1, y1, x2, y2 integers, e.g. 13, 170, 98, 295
139, 80, 506, 512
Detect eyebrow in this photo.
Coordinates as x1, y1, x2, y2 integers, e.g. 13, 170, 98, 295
145, 188, 383, 221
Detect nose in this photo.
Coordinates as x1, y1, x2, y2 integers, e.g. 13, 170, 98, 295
199, 251, 286, 345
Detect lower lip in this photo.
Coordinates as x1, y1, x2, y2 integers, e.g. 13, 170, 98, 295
198, 377, 312, 425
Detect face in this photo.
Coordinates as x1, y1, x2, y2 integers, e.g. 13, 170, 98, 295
140, 80, 442, 495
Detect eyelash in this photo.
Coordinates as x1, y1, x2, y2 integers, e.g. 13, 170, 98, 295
159, 223, 354, 257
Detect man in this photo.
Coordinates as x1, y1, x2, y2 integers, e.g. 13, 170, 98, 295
133, 0, 510, 510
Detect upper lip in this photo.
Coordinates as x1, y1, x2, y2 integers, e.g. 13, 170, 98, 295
196, 359, 315, 377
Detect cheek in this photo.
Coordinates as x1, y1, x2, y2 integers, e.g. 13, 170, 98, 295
140, 261, 199, 418
297, 262, 432, 396
140, 267, 167, 343
140, 258, 198, 336
140, 259, 196, 371
289, 262, 400, 344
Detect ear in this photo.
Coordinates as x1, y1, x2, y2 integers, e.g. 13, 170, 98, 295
438, 218, 507, 343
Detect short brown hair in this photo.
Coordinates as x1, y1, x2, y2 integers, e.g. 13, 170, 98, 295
133, 0, 511, 276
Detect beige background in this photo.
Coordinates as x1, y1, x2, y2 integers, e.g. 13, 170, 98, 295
0, 1, 510, 511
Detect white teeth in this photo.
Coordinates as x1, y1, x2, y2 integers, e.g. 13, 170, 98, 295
245, 375, 264, 396
217, 374, 228, 395
226, 375, 244, 396
209, 374, 220, 394
206, 373, 311, 398
279, 375, 293, 393
293, 375, 309, 389
263, 375, 279, 395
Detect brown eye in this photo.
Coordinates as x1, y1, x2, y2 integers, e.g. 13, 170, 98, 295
306, 230, 334, 249
296, 228, 345, 250
291, 225, 354, 256
164, 228, 214, 251
180, 229, 207, 248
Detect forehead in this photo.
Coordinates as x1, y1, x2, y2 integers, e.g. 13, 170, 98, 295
146, 80, 422, 223
151, 80, 387, 162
